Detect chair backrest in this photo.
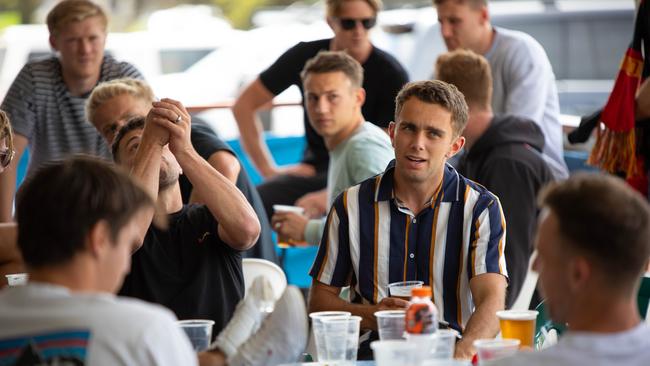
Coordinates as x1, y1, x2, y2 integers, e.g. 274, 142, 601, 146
637, 275, 650, 320
242, 258, 287, 300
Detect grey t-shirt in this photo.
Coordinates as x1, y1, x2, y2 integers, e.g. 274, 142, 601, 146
494, 324, 650, 366
485, 27, 568, 180
1, 55, 142, 177
303, 122, 394, 245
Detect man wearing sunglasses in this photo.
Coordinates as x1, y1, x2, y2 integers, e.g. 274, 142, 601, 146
233, 0, 408, 224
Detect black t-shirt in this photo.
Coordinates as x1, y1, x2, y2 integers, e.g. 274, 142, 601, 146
119, 204, 243, 335
260, 38, 408, 171
181, 121, 277, 263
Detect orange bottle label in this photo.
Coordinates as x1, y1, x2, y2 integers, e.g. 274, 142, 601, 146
405, 302, 436, 334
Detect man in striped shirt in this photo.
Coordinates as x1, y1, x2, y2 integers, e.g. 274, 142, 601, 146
0, 0, 142, 222
309, 80, 508, 359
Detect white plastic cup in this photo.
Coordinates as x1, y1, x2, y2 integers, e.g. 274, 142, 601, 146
322, 315, 361, 363
371, 340, 418, 366
177, 319, 215, 352
387, 280, 424, 299
5, 273, 28, 287
421, 360, 471, 366
309, 311, 351, 361
473, 338, 520, 364
375, 310, 406, 340
272, 205, 305, 214
405, 328, 458, 362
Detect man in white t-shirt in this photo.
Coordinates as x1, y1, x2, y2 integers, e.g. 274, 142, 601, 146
495, 173, 650, 366
433, 0, 568, 180
0, 156, 198, 365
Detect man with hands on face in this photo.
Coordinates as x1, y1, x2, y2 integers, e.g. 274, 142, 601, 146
112, 98, 260, 335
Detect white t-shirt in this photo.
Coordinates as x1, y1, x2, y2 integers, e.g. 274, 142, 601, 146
494, 324, 650, 366
0, 282, 198, 366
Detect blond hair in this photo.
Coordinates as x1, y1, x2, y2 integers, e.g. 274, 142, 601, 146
0, 110, 13, 153
86, 78, 155, 126
435, 49, 492, 111
46, 0, 107, 37
326, 0, 382, 17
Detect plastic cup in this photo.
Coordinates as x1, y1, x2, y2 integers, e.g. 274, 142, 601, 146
272, 205, 306, 248
5, 273, 28, 287
496, 310, 538, 348
375, 310, 406, 340
177, 319, 215, 352
387, 281, 423, 300
371, 340, 418, 366
430, 329, 459, 359
322, 315, 361, 363
421, 360, 471, 366
309, 311, 351, 361
473, 338, 520, 364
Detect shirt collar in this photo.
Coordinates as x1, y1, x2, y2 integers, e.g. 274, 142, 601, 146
374, 160, 462, 203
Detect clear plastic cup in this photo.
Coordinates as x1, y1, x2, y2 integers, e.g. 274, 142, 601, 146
371, 340, 418, 366
421, 360, 471, 366
309, 311, 351, 361
177, 319, 215, 352
473, 338, 520, 364
5, 273, 28, 287
375, 310, 406, 340
387, 280, 424, 299
405, 329, 458, 361
272, 205, 306, 247
322, 315, 361, 363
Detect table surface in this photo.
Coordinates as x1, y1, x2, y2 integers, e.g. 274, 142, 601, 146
279, 362, 375, 366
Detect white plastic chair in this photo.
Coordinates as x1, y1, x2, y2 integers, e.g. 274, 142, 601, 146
242, 258, 287, 300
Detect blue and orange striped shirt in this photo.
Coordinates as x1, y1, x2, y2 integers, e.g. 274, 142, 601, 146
310, 160, 508, 332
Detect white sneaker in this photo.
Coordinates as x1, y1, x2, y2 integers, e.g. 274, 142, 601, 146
229, 286, 308, 366
210, 276, 275, 357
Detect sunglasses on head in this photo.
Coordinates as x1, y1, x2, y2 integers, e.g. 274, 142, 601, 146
337, 17, 376, 30
0, 149, 14, 168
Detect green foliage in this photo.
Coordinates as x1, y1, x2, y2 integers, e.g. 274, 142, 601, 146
0, 11, 19, 30
212, 0, 268, 29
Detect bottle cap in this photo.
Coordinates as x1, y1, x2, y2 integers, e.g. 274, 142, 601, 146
411, 286, 432, 297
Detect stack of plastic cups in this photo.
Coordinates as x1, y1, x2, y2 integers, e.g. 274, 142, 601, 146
309, 311, 351, 362
322, 315, 362, 365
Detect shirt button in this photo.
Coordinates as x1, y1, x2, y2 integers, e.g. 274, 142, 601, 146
412, 218, 417, 224
410, 253, 415, 259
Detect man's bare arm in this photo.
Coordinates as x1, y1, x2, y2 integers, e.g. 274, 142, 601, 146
232, 78, 279, 178
308, 280, 409, 331
454, 273, 507, 359
153, 99, 259, 250
188, 151, 240, 204
0, 135, 27, 222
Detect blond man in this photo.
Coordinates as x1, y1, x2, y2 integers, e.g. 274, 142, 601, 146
0, 0, 142, 222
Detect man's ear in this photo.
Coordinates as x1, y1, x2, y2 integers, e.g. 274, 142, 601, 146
49, 35, 58, 51
388, 121, 397, 147
478, 4, 490, 25
447, 135, 466, 159
568, 256, 591, 292
356, 87, 366, 108
87, 220, 111, 259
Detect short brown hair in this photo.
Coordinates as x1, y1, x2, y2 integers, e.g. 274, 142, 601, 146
395, 80, 469, 138
300, 50, 364, 88
539, 173, 650, 289
436, 49, 492, 111
433, 0, 487, 8
0, 110, 13, 154
326, 0, 382, 17
86, 78, 155, 127
112, 117, 145, 163
46, 0, 107, 37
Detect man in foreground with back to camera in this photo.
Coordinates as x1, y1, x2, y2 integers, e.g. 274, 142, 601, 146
111, 98, 259, 336
0, 0, 143, 222
495, 173, 650, 365
0, 156, 198, 365
271, 51, 394, 246
436, 49, 554, 308
86, 78, 277, 263
434, 0, 568, 180
309, 80, 508, 359
233, 0, 408, 223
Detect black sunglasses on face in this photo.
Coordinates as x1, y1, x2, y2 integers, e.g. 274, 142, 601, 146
0, 149, 14, 168
337, 17, 376, 30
